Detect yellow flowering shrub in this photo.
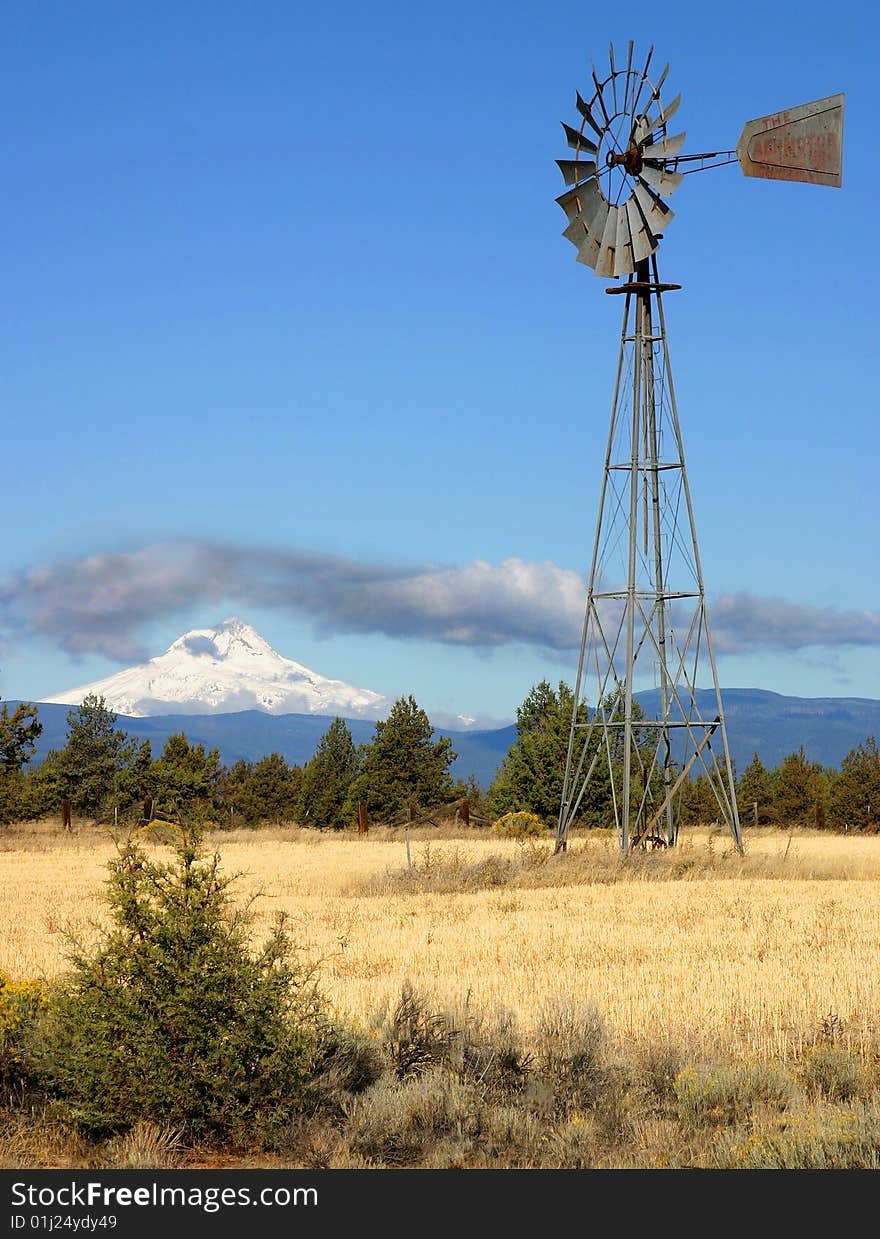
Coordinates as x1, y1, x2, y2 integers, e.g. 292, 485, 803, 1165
491, 812, 546, 839
0, 971, 46, 1087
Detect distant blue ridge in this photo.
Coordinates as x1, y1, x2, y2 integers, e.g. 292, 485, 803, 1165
9, 688, 880, 789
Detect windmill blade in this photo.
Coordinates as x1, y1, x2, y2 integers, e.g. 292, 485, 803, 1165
648, 63, 670, 103
632, 113, 653, 145
634, 180, 675, 234
563, 206, 606, 270
639, 162, 684, 195
595, 206, 619, 278
625, 196, 656, 265
642, 131, 686, 160
562, 176, 607, 236
576, 197, 609, 268
646, 92, 682, 132
562, 122, 598, 155
556, 158, 599, 185
575, 91, 604, 138
613, 207, 634, 276
622, 40, 634, 114
562, 177, 607, 269
556, 184, 585, 222
591, 65, 611, 124
630, 45, 654, 121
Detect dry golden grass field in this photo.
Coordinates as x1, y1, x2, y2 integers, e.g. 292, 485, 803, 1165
3, 821, 878, 1065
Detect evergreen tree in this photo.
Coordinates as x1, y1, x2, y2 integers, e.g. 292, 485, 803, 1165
220, 759, 253, 824
738, 753, 775, 825
58, 695, 131, 818
829, 737, 880, 831
35, 826, 320, 1139
221, 754, 302, 825
299, 717, 360, 829
113, 740, 153, 818
151, 733, 222, 820
771, 747, 823, 827
678, 772, 720, 825
0, 700, 42, 769
249, 754, 302, 824
488, 681, 578, 825
487, 681, 637, 827
349, 697, 455, 821
27, 749, 65, 818
0, 699, 42, 826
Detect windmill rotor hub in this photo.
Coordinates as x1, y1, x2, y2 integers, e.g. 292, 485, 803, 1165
607, 144, 643, 175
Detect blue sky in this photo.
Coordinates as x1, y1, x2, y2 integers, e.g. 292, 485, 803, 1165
1, 0, 877, 725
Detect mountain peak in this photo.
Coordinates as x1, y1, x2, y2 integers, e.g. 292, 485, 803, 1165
167, 617, 275, 662
41, 619, 388, 719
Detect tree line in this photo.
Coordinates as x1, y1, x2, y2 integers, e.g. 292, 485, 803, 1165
486, 681, 880, 833
0, 693, 467, 828
1, 682, 879, 831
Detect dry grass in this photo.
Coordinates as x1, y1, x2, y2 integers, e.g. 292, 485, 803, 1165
2, 821, 879, 1061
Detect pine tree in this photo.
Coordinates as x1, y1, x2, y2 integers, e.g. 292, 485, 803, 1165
151, 733, 222, 820
678, 772, 721, 825
0, 700, 42, 769
829, 737, 880, 831
349, 697, 456, 821
772, 747, 822, 828
222, 754, 302, 825
58, 695, 131, 818
0, 699, 42, 826
487, 681, 631, 827
298, 718, 359, 829
738, 753, 774, 824
113, 740, 153, 818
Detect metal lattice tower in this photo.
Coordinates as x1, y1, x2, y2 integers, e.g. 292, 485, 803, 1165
553, 43, 843, 854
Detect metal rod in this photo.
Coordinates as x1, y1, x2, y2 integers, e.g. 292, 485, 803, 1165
651, 253, 743, 852
622, 276, 644, 854
557, 291, 634, 851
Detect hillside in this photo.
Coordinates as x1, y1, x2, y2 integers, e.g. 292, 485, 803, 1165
10, 687, 880, 788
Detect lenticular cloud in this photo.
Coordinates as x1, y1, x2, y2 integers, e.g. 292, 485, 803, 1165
0, 540, 877, 663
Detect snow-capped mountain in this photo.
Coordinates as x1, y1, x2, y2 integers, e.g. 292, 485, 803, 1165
40, 618, 390, 719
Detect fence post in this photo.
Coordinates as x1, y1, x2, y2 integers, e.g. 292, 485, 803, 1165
460, 798, 470, 828
357, 800, 368, 834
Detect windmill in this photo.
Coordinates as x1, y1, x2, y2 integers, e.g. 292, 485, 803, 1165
554, 44, 843, 854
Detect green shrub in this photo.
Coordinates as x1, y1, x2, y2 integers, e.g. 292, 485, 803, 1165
799, 1046, 866, 1102
675, 1062, 796, 1127
34, 826, 323, 1143
491, 811, 546, 839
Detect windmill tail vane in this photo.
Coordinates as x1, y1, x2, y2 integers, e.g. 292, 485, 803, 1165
554, 43, 843, 855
